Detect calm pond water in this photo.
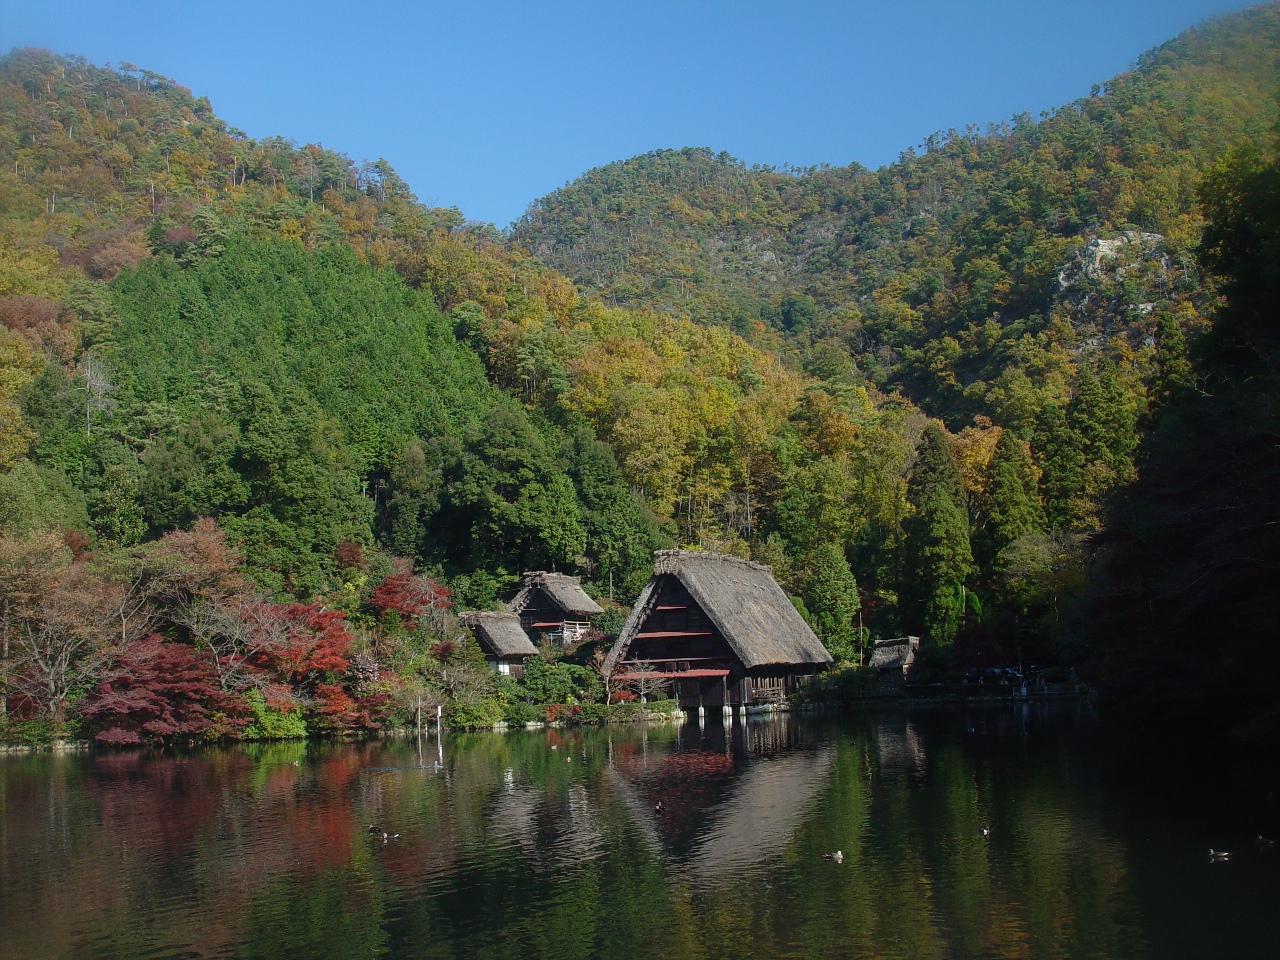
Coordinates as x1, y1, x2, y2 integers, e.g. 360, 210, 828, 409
2, 706, 1278, 960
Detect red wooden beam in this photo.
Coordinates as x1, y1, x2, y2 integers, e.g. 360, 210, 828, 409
634, 630, 714, 639
616, 668, 730, 680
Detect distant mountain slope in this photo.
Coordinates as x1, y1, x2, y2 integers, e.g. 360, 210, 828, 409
512, 3, 1280, 426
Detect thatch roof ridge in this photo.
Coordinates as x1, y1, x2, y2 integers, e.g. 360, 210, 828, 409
460, 610, 539, 658
653, 548, 773, 577
507, 571, 604, 617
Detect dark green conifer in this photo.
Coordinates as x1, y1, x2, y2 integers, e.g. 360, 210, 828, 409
797, 541, 861, 663
1153, 312, 1193, 407
1033, 402, 1086, 529
980, 430, 1046, 571
1068, 363, 1137, 477
902, 423, 972, 644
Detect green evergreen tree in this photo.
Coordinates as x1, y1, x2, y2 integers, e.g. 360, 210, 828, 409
901, 423, 973, 644
1153, 311, 1193, 407
1066, 370, 1109, 467
383, 439, 442, 558
1033, 402, 1086, 529
980, 430, 1046, 572
1063, 362, 1138, 521
797, 541, 861, 663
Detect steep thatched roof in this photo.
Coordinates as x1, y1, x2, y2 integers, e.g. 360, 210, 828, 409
867, 637, 919, 675
508, 571, 603, 618
608, 550, 833, 671
459, 611, 539, 658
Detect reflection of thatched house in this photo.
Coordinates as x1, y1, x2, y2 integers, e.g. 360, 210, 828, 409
459, 611, 538, 676
606, 728, 835, 876
604, 550, 832, 709
866, 637, 920, 681
875, 718, 926, 777
507, 572, 603, 645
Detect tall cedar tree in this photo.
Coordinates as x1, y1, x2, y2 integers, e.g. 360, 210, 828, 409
902, 424, 973, 644
980, 431, 1046, 572
1068, 363, 1137, 488
1033, 402, 1087, 530
796, 541, 861, 663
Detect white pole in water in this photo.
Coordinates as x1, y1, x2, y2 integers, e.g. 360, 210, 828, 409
437, 705, 444, 766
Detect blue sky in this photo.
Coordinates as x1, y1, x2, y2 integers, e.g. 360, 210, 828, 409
1, 0, 1257, 226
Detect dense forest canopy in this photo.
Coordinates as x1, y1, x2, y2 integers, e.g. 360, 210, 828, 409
0, 3, 1277, 742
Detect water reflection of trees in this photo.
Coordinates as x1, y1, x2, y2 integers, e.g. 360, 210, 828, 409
0, 710, 1149, 960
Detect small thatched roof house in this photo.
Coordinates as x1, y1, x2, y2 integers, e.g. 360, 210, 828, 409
866, 637, 920, 680
507, 571, 603, 644
605, 550, 833, 709
459, 611, 539, 676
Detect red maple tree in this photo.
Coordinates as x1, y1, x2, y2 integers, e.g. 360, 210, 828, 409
368, 572, 452, 631
81, 635, 221, 744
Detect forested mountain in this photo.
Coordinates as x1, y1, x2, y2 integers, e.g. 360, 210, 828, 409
513, 4, 1280, 428
0, 4, 1277, 742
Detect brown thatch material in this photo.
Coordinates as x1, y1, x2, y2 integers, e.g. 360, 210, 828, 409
459, 611, 539, 658
507, 571, 603, 618
608, 550, 833, 672
867, 637, 920, 675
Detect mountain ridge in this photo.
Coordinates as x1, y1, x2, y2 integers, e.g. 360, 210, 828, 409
511, 2, 1280, 427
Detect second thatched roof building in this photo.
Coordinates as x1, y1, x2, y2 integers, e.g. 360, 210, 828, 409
604, 550, 832, 709
507, 571, 603, 645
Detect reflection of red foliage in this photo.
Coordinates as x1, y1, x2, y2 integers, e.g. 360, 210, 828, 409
81, 636, 220, 743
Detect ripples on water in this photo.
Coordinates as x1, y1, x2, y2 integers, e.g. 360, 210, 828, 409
2, 705, 1277, 960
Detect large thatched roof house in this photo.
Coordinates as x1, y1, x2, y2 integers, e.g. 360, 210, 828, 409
459, 611, 539, 676
507, 571, 603, 645
604, 550, 832, 709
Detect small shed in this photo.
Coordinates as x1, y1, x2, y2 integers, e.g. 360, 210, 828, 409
507, 571, 603, 645
604, 550, 833, 710
866, 636, 920, 681
459, 611, 539, 676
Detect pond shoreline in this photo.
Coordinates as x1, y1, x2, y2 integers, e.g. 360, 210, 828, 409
0, 690, 1099, 754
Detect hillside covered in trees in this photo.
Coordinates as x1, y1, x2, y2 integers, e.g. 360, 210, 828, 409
514, 6, 1279, 431
0, 3, 1277, 743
